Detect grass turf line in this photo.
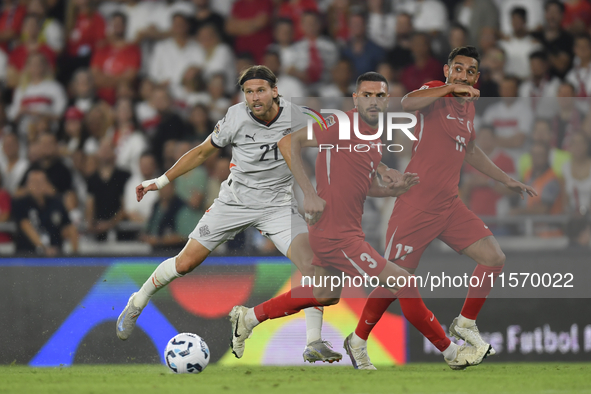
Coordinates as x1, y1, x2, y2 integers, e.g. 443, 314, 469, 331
1, 363, 590, 394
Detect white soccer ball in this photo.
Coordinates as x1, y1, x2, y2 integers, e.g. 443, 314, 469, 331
164, 333, 210, 374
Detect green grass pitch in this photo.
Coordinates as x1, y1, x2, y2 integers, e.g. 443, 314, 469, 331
2, 364, 590, 394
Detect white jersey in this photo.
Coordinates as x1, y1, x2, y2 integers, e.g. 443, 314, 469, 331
210, 98, 308, 208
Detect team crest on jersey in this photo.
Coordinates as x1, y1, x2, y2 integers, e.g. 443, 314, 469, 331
213, 122, 221, 137
282, 128, 291, 136
325, 115, 336, 128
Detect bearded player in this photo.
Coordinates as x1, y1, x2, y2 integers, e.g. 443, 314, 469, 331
229, 72, 492, 371
116, 66, 344, 363
344, 46, 538, 368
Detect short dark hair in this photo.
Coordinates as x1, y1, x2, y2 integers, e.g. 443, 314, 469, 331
448, 46, 481, 68
450, 23, 468, 37
356, 72, 388, 91
111, 11, 127, 25
575, 33, 591, 45
545, 0, 565, 13
529, 50, 548, 62
511, 7, 527, 21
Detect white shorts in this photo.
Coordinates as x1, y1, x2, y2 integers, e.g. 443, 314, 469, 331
189, 199, 308, 256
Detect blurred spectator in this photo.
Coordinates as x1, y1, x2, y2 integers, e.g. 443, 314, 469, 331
518, 51, 560, 119
483, 76, 533, 162
7, 53, 67, 140
190, 0, 227, 43
123, 152, 158, 224
170, 66, 211, 113
27, 0, 64, 53
68, 68, 99, 113
0, 0, 27, 52
12, 169, 78, 255
187, 104, 213, 143
207, 74, 231, 122
6, 14, 57, 88
367, 0, 396, 50
0, 171, 10, 243
205, 156, 230, 207
454, 0, 499, 47
562, 133, 591, 246
478, 46, 505, 100
532, 1, 574, 79
82, 101, 112, 158
562, 0, 591, 34
150, 87, 189, 168
225, 0, 273, 64
460, 125, 515, 220
0, 132, 28, 195
85, 139, 130, 241
499, 7, 542, 80
197, 23, 236, 94
385, 13, 414, 81
149, 13, 205, 87
173, 140, 207, 211
551, 82, 585, 150
108, 98, 147, 176
398, 0, 449, 34
135, 78, 159, 135
341, 12, 385, 78
141, 182, 197, 251
278, 0, 318, 41
400, 33, 442, 93
439, 23, 469, 64
565, 34, 591, 97
18, 133, 74, 206
90, 12, 141, 104
0, 46, 6, 81
268, 18, 297, 74
513, 142, 563, 236
319, 58, 354, 98
478, 26, 499, 53
500, 0, 544, 37
288, 11, 339, 87
263, 50, 306, 100
326, 0, 349, 43
119, 0, 173, 44
64, 0, 105, 76
57, 106, 88, 161
518, 118, 571, 180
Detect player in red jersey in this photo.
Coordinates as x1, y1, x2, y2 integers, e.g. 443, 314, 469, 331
348, 47, 538, 367
229, 72, 492, 370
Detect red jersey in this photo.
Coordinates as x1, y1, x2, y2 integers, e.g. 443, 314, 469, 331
400, 80, 476, 214
91, 43, 141, 104
278, 0, 318, 41
8, 44, 56, 70
310, 109, 383, 240
67, 12, 106, 57
231, 0, 273, 63
0, 4, 26, 51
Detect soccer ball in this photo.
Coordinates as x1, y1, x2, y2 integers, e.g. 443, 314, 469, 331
164, 333, 210, 374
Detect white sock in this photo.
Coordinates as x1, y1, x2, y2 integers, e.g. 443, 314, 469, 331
244, 308, 260, 330
304, 306, 323, 345
134, 257, 183, 308
458, 314, 476, 328
350, 332, 367, 349
442, 342, 458, 361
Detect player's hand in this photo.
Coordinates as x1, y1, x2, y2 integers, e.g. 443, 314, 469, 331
451, 84, 480, 102
136, 182, 158, 202
387, 172, 420, 197
380, 167, 404, 185
303, 194, 326, 225
504, 178, 537, 199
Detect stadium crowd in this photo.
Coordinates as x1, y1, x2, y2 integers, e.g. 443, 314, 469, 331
0, 0, 590, 256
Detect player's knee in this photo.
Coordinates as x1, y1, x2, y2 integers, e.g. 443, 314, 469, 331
316, 297, 339, 306
175, 255, 198, 275
492, 249, 506, 267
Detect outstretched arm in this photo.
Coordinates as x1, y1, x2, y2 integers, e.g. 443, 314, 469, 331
136, 136, 219, 201
278, 127, 325, 225
464, 141, 537, 199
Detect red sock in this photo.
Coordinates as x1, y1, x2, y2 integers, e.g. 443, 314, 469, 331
397, 284, 450, 352
461, 264, 504, 320
355, 286, 396, 340
254, 286, 324, 322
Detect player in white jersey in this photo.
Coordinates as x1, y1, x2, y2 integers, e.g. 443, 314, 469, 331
116, 66, 342, 363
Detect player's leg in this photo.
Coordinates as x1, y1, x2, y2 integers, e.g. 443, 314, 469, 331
438, 200, 502, 355
229, 265, 343, 359
116, 200, 252, 340
116, 239, 211, 340
258, 206, 341, 362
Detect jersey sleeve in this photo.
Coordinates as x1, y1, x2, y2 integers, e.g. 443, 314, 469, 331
291, 105, 309, 133
210, 112, 234, 148
418, 80, 446, 90
313, 113, 340, 146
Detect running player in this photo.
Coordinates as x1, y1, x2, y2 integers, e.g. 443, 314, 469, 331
116, 65, 342, 363
346, 47, 538, 368
229, 72, 491, 370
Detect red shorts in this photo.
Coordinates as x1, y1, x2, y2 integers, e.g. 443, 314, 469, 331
309, 236, 388, 278
385, 197, 492, 270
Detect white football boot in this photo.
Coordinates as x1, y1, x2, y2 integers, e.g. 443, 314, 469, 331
343, 333, 377, 370
445, 343, 492, 370
116, 293, 143, 340
449, 317, 496, 357
229, 305, 253, 358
